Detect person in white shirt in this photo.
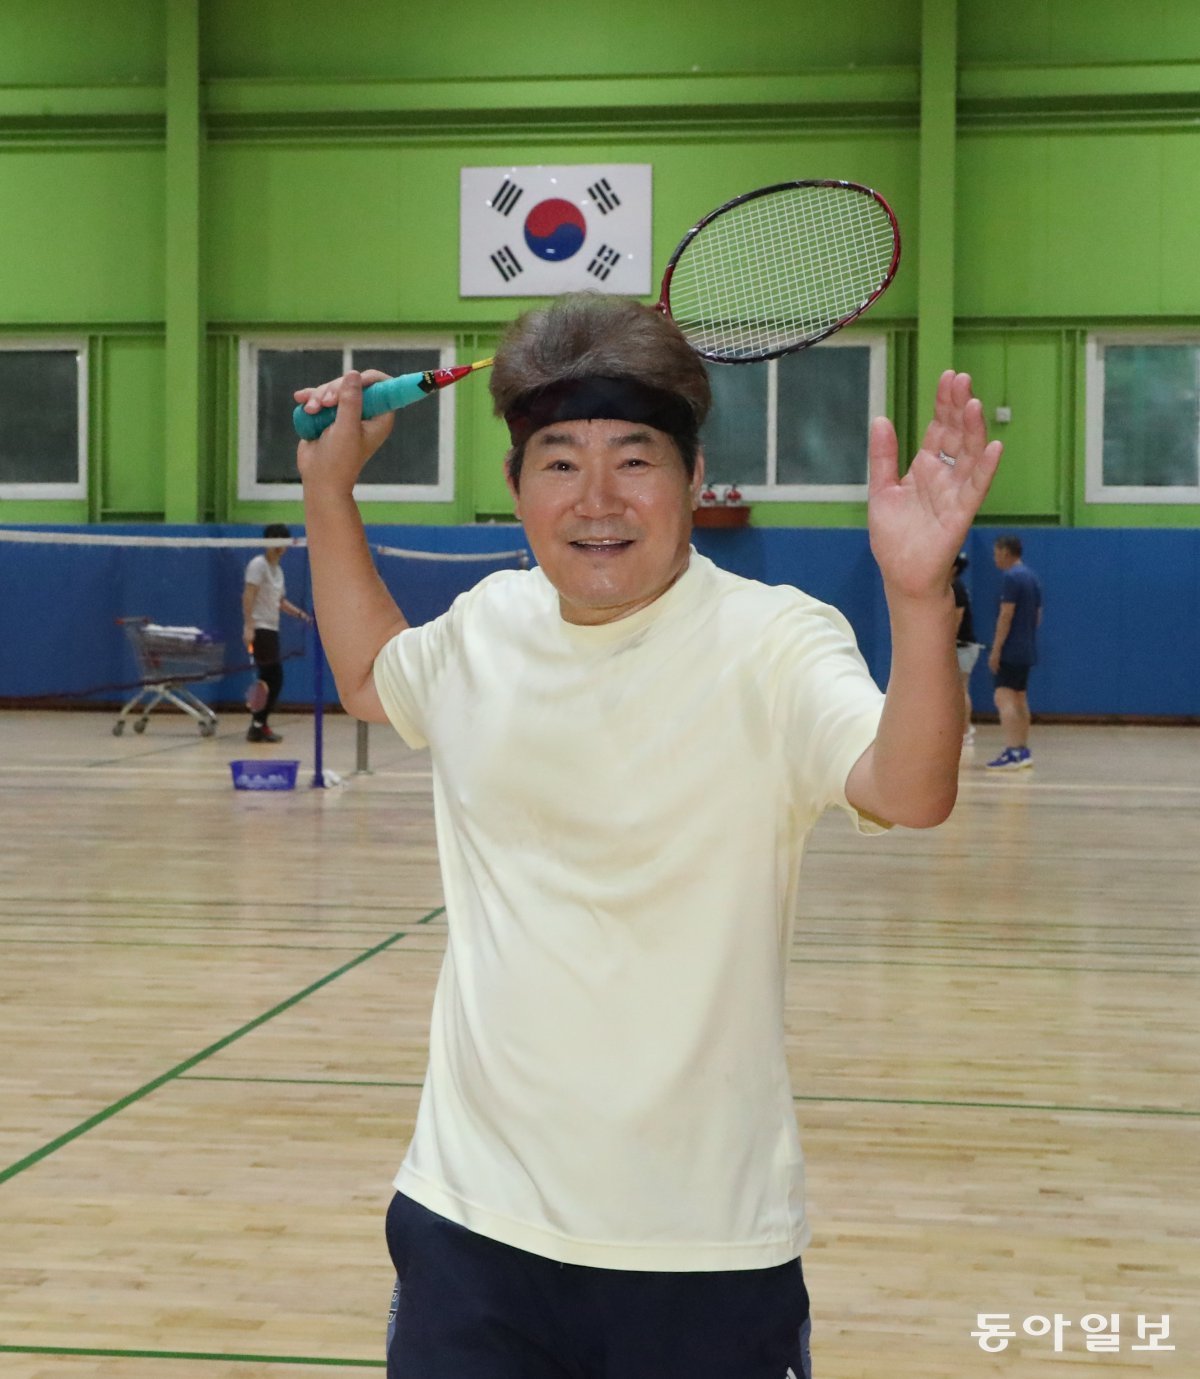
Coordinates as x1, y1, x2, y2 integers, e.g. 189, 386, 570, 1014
242, 522, 310, 743
294, 294, 1002, 1379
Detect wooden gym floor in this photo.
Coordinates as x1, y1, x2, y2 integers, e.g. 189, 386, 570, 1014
0, 709, 1196, 1378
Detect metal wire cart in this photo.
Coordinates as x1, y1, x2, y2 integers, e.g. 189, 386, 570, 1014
113, 617, 225, 737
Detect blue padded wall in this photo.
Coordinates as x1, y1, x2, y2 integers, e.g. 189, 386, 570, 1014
1, 524, 1197, 717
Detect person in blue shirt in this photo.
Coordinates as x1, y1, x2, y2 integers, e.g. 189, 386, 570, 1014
986, 535, 1043, 770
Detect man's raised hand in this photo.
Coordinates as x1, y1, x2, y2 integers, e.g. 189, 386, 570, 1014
294, 369, 395, 492
866, 370, 1003, 601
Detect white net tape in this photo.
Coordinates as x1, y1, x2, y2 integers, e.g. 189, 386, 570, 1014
0, 528, 529, 565
668, 184, 897, 360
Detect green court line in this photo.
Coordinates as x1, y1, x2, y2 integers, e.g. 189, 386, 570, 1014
792, 936, 1200, 956
7, 937, 1195, 966
0, 939, 398, 953
2, 893, 438, 914
0, 911, 443, 1187
789, 956, 1196, 975
180, 1074, 425, 1089
180, 1074, 1198, 1120
10, 898, 1192, 935
3, 916, 432, 929
0, 1345, 380, 1367
793, 1093, 1200, 1119
796, 912, 1200, 934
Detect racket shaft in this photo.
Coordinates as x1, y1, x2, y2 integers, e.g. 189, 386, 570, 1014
292, 371, 433, 441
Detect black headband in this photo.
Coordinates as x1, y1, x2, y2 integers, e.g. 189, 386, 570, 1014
503, 375, 698, 450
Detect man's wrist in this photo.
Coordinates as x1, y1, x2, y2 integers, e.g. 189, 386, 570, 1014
302, 476, 360, 508
881, 578, 956, 608
883, 582, 958, 632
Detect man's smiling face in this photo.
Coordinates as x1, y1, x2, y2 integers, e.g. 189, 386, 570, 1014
507, 418, 704, 626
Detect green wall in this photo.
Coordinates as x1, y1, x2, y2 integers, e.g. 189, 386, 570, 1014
1, 0, 1199, 527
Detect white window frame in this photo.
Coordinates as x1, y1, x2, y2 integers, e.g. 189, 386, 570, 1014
1086, 332, 1200, 504
238, 335, 459, 503
737, 333, 887, 503
0, 338, 88, 500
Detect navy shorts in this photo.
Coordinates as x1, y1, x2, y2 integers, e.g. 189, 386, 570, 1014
385, 1192, 813, 1379
994, 662, 1031, 692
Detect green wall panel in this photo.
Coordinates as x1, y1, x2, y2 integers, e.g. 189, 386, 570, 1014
961, 0, 1200, 66
2, 0, 1198, 529
202, 0, 920, 82
958, 129, 1200, 319
206, 134, 918, 327
102, 337, 165, 517
0, 149, 164, 324
1075, 504, 1200, 529
0, 0, 163, 85
953, 332, 1062, 518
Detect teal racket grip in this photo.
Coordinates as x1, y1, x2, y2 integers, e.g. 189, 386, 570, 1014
292, 371, 432, 441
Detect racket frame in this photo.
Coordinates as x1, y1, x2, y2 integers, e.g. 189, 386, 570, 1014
657, 178, 901, 363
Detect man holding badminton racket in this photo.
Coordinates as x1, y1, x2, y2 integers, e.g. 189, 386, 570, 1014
297, 294, 1000, 1379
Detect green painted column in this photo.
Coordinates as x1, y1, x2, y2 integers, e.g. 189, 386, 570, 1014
916, 0, 958, 430
163, 0, 203, 522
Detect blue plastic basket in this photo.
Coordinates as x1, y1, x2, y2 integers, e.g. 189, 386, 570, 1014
230, 759, 299, 791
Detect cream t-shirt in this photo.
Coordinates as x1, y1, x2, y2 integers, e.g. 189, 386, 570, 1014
245, 554, 285, 631
373, 551, 885, 1271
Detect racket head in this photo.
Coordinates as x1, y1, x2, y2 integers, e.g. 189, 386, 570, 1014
658, 180, 901, 363
245, 678, 269, 714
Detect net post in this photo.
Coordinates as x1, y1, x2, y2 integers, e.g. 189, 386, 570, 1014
311, 621, 326, 789
355, 719, 372, 775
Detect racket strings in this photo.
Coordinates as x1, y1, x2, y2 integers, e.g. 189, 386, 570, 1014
668, 186, 896, 360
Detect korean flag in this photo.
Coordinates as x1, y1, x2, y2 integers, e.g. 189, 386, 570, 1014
460, 164, 652, 298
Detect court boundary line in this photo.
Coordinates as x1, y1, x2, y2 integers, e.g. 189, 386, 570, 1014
0, 910, 443, 1187
789, 956, 1197, 975
0, 939, 417, 952
0, 892, 435, 910
0, 1344, 380, 1368
6, 907, 1196, 936
181, 1074, 426, 1089
174, 1074, 1200, 1119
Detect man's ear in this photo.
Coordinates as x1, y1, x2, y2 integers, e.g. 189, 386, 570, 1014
504, 452, 521, 518
690, 449, 706, 508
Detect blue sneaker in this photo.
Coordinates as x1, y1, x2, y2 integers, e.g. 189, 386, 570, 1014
986, 747, 1032, 771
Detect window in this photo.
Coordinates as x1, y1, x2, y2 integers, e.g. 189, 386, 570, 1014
699, 336, 886, 501
1086, 335, 1200, 503
238, 338, 458, 502
0, 342, 87, 499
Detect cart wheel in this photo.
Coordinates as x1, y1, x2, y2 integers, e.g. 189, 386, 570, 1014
133, 718, 148, 734
112, 721, 125, 736
199, 722, 216, 738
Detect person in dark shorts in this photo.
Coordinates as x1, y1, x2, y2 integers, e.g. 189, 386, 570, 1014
986, 534, 1043, 770
241, 523, 310, 743
952, 551, 982, 745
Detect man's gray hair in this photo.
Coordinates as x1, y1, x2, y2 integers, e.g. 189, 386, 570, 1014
490, 293, 711, 427
490, 293, 711, 485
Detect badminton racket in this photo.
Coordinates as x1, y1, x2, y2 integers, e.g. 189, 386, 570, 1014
658, 179, 900, 362
292, 179, 899, 437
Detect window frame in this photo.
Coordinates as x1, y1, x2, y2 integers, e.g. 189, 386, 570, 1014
720, 333, 887, 503
1085, 332, 1200, 504
0, 338, 88, 500
238, 335, 460, 503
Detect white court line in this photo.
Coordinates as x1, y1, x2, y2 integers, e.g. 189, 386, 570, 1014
963, 780, 1200, 795
0, 762, 434, 779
